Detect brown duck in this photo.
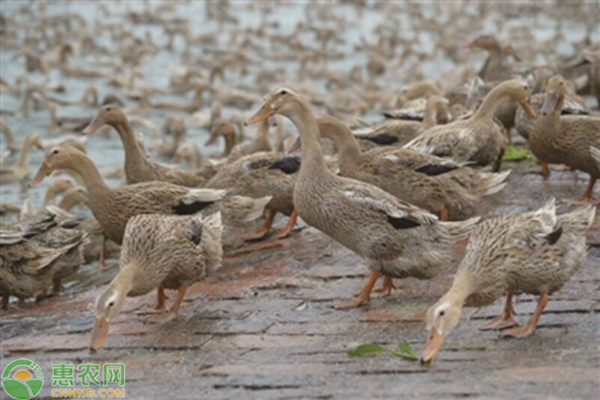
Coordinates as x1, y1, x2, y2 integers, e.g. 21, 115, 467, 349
529, 75, 600, 202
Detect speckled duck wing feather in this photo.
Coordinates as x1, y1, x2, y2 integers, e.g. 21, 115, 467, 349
375, 148, 466, 174
592, 146, 600, 165
155, 163, 203, 187
403, 123, 477, 161
341, 182, 438, 227
507, 199, 559, 250
163, 212, 224, 285
558, 204, 596, 234
124, 185, 226, 216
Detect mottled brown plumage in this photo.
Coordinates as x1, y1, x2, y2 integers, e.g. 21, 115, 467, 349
248, 88, 479, 309
405, 80, 534, 167
317, 115, 510, 220
0, 222, 85, 306
207, 151, 300, 240
30, 144, 226, 245
90, 212, 223, 350
422, 199, 595, 364
529, 75, 600, 201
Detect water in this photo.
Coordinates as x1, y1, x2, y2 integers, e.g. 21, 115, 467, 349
0, 0, 598, 211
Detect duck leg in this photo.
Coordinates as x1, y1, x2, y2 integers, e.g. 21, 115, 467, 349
149, 285, 187, 324
479, 291, 519, 331
565, 177, 598, 204
439, 207, 449, 222
136, 285, 168, 314
52, 278, 63, 294
527, 163, 551, 179
243, 209, 276, 241
372, 276, 396, 297
271, 209, 298, 240
333, 270, 379, 309
2, 295, 9, 310
492, 147, 505, 172
501, 294, 549, 338
91, 237, 111, 273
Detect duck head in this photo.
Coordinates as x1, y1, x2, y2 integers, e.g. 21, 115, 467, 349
540, 75, 567, 116
421, 297, 463, 365
83, 104, 127, 135
246, 88, 305, 125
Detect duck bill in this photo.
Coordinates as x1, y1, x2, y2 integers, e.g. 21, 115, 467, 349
420, 329, 445, 366
246, 104, 275, 125
520, 101, 536, 118
287, 135, 302, 154
540, 92, 558, 116
82, 115, 105, 135
29, 162, 52, 187
89, 317, 110, 351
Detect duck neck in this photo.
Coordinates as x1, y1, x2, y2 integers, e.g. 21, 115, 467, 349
16, 136, 35, 168
109, 262, 137, 298
112, 119, 152, 171
223, 129, 237, 157
324, 125, 363, 170
42, 186, 59, 207
480, 45, 504, 78
286, 105, 330, 177
49, 104, 58, 131
1, 123, 16, 148
68, 153, 113, 201
442, 270, 474, 308
422, 102, 444, 129
473, 85, 513, 121
255, 120, 271, 146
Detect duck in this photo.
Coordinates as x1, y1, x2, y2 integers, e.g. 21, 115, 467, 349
247, 88, 479, 308
89, 212, 223, 350
172, 143, 208, 172
466, 34, 521, 82
22, 213, 89, 294
203, 195, 272, 250
206, 151, 301, 241
1, 119, 20, 152
205, 119, 240, 158
29, 144, 226, 263
0, 222, 85, 308
422, 199, 595, 365
316, 114, 510, 220
0, 132, 42, 185
353, 95, 451, 152
83, 104, 205, 187
42, 176, 75, 207
515, 70, 588, 143
404, 80, 536, 170
157, 115, 187, 159
528, 75, 600, 202
57, 186, 89, 212
225, 116, 275, 163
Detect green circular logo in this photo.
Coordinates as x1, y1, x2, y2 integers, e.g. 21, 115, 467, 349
1, 359, 44, 400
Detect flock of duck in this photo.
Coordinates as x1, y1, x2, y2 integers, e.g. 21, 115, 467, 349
1, 2, 599, 365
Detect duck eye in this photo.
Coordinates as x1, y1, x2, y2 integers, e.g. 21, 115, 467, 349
280, 90, 287, 96
52, 149, 59, 155
439, 310, 445, 317
108, 301, 114, 307
106, 107, 112, 112
559, 82, 563, 86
